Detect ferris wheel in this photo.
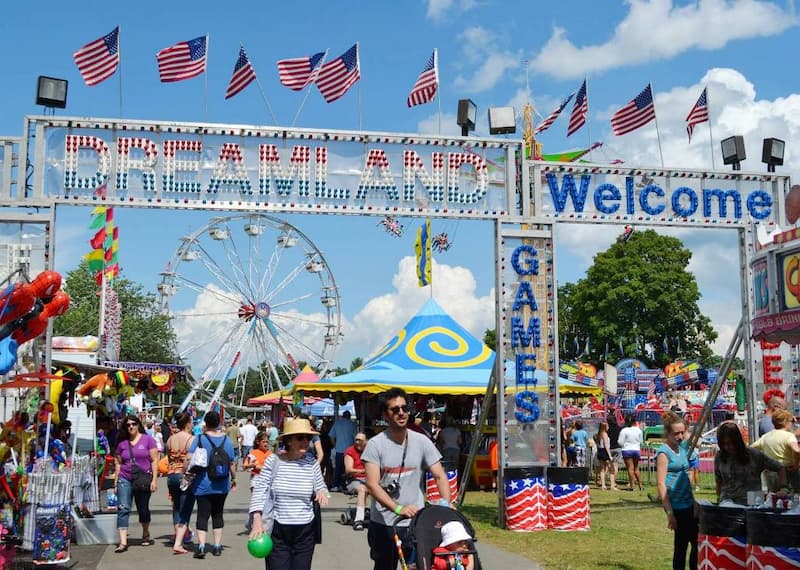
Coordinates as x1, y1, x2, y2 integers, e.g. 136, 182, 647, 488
157, 214, 342, 411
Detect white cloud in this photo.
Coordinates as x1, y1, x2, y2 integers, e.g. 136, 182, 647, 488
426, 0, 478, 21
337, 256, 495, 362
454, 27, 520, 93
417, 113, 462, 136
531, 0, 796, 80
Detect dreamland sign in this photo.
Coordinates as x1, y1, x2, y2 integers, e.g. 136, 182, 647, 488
4, 117, 789, 228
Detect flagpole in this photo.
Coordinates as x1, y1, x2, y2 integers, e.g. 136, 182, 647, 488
240, 43, 279, 126
117, 25, 123, 118
705, 86, 717, 170
292, 49, 329, 128
204, 33, 210, 121
356, 42, 362, 130
650, 82, 665, 167
435, 49, 441, 136
585, 76, 594, 162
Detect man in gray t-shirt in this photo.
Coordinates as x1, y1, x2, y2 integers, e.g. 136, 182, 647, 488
363, 388, 450, 570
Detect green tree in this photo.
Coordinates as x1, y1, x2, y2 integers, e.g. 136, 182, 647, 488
54, 261, 178, 364
483, 329, 496, 350
350, 357, 364, 371
559, 229, 717, 367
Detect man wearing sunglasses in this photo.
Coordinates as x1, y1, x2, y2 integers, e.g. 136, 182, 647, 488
363, 388, 451, 569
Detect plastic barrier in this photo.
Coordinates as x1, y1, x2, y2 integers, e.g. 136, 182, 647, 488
745, 511, 800, 569
698, 504, 746, 569
547, 467, 590, 531
426, 469, 458, 504
504, 466, 546, 531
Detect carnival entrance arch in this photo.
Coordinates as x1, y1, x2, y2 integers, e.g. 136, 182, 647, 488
0, 115, 790, 527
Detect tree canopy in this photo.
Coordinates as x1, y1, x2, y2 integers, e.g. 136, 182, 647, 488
558, 229, 717, 367
54, 261, 178, 364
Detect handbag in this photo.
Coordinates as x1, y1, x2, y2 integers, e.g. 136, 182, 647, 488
312, 495, 322, 544
130, 464, 152, 492
261, 455, 280, 534
187, 446, 208, 472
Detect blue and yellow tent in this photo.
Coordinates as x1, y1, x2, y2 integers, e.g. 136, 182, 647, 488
294, 298, 495, 396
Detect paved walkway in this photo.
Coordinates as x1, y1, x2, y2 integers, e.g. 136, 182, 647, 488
55, 477, 543, 569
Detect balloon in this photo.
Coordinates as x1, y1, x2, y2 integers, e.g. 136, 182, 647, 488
29, 271, 62, 300
43, 291, 70, 317
787, 184, 800, 224
0, 336, 19, 375
0, 283, 35, 325
247, 534, 273, 558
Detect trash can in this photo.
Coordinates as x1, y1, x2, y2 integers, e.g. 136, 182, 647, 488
503, 466, 546, 531
426, 469, 458, 504
698, 504, 746, 569
745, 510, 800, 569
546, 467, 590, 531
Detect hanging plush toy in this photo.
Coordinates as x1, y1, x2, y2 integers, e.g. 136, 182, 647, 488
431, 232, 452, 253
617, 225, 634, 243
49, 439, 66, 470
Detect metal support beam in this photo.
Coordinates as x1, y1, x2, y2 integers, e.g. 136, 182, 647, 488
456, 367, 496, 507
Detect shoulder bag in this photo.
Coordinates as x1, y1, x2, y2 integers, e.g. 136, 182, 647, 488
126, 441, 153, 492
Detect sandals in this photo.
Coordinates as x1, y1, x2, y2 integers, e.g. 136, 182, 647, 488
114, 544, 128, 553
141, 536, 153, 547
173, 547, 189, 555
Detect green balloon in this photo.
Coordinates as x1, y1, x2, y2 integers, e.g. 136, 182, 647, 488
247, 534, 273, 558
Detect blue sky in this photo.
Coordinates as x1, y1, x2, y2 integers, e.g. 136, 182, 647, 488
2, 0, 798, 374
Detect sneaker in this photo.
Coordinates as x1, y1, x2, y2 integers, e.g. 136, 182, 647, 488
211, 544, 222, 557
193, 546, 206, 559
353, 521, 365, 531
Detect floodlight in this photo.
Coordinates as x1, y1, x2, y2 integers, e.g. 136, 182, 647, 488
456, 99, 477, 137
35, 76, 68, 109
488, 106, 516, 135
721, 136, 746, 170
761, 138, 785, 172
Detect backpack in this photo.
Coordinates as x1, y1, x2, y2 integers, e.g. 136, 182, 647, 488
203, 434, 231, 481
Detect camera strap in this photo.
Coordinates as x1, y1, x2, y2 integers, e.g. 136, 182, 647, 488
389, 432, 408, 487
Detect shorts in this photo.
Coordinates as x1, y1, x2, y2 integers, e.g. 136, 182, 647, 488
688, 457, 699, 469
346, 479, 366, 494
622, 450, 640, 460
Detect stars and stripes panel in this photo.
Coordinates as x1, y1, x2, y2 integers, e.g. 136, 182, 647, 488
426, 469, 458, 503
699, 535, 746, 569
546, 468, 590, 531
746, 545, 800, 569
504, 475, 547, 531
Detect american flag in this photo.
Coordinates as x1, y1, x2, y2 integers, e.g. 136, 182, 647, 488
611, 84, 655, 136
277, 51, 326, 91
316, 44, 360, 103
73, 27, 120, 87
156, 36, 207, 83
505, 476, 547, 531
225, 46, 256, 99
547, 482, 590, 531
686, 87, 709, 142
407, 50, 438, 107
534, 92, 574, 135
567, 79, 588, 136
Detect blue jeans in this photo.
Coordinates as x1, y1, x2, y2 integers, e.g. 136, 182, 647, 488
116, 478, 152, 530
334, 452, 346, 488
167, 473, 196, 526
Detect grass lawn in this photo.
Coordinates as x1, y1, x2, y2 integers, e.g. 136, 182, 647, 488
460, 486, 717, 570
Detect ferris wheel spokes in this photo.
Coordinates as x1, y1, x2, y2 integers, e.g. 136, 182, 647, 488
267, 316, 328, 366
215, 220, 256, 300
260, 227, 293, 298
270, 292, 314, 309
191, 239, 254, 301
172, 272, 244, 308
265, 257, 313, 306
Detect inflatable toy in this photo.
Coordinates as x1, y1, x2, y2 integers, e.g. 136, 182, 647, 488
247, 534, 273, 558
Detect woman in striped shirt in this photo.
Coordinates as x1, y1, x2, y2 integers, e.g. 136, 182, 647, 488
249, 418, 329, 569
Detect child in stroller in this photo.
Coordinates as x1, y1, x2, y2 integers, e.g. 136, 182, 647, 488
409, 505, 481, 570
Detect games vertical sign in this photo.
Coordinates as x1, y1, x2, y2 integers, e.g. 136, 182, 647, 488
498, 227, 558, 467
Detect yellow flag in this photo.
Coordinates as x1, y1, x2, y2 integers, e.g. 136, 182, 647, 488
415, 219, 432, 287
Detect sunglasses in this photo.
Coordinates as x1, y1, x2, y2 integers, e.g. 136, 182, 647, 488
126, 422, 138, 427
290, 434, 312, 441
388, 405, 409, 415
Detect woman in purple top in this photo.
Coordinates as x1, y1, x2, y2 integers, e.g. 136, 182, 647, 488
113, 414, 159, 553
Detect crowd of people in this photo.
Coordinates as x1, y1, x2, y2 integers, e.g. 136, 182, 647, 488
103, 388, 468, 569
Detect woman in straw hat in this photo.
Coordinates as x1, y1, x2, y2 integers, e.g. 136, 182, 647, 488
249, 417, 329, 569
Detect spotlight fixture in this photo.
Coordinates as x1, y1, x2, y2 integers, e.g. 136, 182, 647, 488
761, 137, 785, 172
35, 76, 68, 109
721, 135, 746, 171
487, 106, 516, 135
456, 99, 477, 137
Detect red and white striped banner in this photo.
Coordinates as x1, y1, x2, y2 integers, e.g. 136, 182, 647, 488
699, 534, 746, 569
426, 469, 458, 504
547, 483, 590, 531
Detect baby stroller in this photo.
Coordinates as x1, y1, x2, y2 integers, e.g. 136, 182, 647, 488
408, 505, 482, 570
